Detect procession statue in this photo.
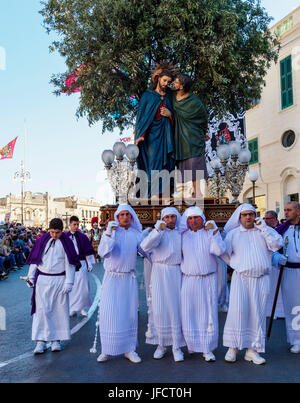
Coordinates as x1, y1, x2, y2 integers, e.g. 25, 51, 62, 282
134, 62, 209, 200
134, 62, 177, 199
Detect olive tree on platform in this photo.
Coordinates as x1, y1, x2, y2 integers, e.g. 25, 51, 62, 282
40, 0, 279, 132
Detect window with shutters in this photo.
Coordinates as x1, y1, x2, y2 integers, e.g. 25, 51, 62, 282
248, 138, 258, 165
276, 16, 293, 37
280, 56, 293, 110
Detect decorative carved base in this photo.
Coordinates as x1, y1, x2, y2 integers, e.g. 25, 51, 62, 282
100, 198, 238, 228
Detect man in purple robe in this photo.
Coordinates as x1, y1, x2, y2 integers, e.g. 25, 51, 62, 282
26, 218, 81, 354
67, 215, 96, 317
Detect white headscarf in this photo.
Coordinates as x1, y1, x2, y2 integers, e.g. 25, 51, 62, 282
114, 204, 142, 232
179, 206, 206, 232
223, 203, 257, 234
160, 207, 181, 229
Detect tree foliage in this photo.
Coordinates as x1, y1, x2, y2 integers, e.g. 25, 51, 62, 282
40, 0, 279, 132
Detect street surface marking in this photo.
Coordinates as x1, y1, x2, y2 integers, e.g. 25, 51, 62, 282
0, 273, 101, 369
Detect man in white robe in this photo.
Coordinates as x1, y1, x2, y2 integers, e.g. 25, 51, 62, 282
27, 218, 76, 354
222, 204, 282, 365
179, 206, 226, 362
140, 207, 185, 362
273, 202, 300, 353
97, 204, 143, 364
67, 216, 96, 317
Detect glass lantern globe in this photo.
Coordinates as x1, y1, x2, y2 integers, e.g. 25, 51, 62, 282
216, 144, 230, 161
125, 144, 139, 161
113, 142, 126, 160
101, 150, 115, 167
248, 170, 259, 182
228, 141, 241, 156
238, 148, 251, 164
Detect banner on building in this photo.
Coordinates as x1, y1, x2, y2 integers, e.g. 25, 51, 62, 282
0, 137, 18, 160
206, 112, 246, 176
119, 137, 133, 143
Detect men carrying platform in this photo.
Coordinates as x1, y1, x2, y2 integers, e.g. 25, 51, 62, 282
179, 207, 225, 362
140, 207, 185, 362
222, 204, 282, 364
97, 204, 143, 364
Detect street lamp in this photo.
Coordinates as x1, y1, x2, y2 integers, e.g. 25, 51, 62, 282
13, 160, 31, 225
209, 142, 252, 203
82, 217, 88, 229
62, 212, 70, 230
102, 142, 139, 203
248, 170, 259, 206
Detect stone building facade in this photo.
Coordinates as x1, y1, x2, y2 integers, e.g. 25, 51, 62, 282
241, 6, 300, 219
0, 192, 101, 229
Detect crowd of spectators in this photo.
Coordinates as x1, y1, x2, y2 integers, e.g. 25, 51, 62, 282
0, 222, 47, 281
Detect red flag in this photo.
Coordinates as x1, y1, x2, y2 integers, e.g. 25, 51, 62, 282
63, 64, 92, 94
0, 137, 18, 160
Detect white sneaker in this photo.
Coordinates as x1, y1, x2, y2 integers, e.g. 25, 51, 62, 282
69, 311, 77, 317
244, 349, 266, 365
51, 341, 62, 352
290, 345, 300, 354
97, 353, 109, 362
34, 341, 46, 354
80, 309, 88, 317
173, 348, 184, 362
153, 345, 167, 359
225, 348, 238, 363
203, 352, 216, 362
124, 351, 142, 363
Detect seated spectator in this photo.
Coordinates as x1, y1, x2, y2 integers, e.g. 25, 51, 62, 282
0, 237, 19, 271
19, 235, 30, 259
11, 235, 25, 267
0, 255, 9, 280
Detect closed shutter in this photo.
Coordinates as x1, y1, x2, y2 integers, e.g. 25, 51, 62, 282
281, 56, 293, 110
248, 138, 258, 165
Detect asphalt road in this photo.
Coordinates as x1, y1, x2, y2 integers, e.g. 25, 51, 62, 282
0, 258, 299, 383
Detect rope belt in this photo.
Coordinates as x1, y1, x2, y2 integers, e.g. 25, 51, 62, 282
183, 271, 215, 277
285, 262, 300, 269
107, 270, 136, 278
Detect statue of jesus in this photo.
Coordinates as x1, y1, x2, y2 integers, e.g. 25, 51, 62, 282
134, 63, 176, 198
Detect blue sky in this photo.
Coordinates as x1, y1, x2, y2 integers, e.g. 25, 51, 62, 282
0, 0, 299, 203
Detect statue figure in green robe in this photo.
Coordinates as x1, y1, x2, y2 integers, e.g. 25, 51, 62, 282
172, 74, 209, 199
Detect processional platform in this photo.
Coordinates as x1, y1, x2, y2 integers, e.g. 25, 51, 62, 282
100, 197, 238, 229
